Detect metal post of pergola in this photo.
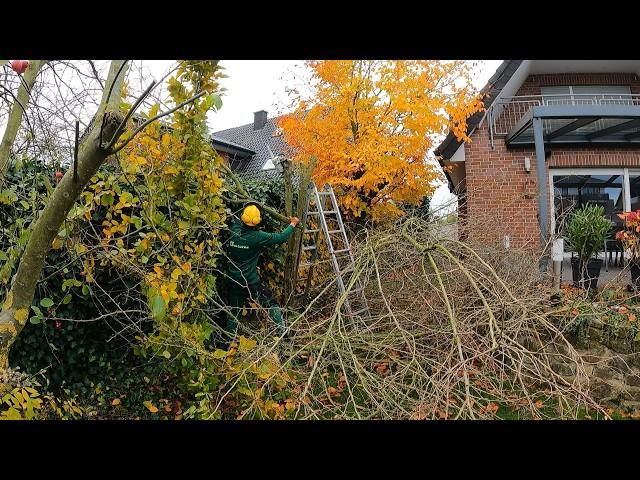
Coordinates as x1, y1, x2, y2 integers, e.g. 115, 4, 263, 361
506, 105, 640, 252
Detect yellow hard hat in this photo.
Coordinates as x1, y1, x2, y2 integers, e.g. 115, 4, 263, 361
241, 204, 261, 226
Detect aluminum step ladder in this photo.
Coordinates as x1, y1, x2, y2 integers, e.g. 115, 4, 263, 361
296, 183, 370, 319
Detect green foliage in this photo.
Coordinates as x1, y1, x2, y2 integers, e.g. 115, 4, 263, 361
0, 159, 134, 390
0, 368, 85, 420
2, 61, 297, 420
553, 285, 640, 346
565, 204, 612, 262
0, 374, 43, 420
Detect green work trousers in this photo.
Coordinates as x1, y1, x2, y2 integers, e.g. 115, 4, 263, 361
226, 282, 286, 336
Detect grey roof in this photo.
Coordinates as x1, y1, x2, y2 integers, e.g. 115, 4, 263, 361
434, 60, 522, 159
211, 136, 255, 155
212, 115, 292, 174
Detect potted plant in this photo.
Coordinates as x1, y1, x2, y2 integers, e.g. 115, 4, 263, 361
565, 204, 612, 291
615, 210, 640, 288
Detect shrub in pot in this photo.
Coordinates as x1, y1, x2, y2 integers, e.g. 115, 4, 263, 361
565, 204, 612, 291
615, 210, 640, 288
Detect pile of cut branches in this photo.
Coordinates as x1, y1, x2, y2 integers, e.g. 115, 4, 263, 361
224, 215, 607, 420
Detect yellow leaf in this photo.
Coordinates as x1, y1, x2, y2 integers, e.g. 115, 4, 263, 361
160, 290, 170, 303
239, 335, 257, 353
3, 291, 13, 311
162, 134, 171, 146
112, 398, 121, 406
14, 308, 28, 325
52, 237, 63, 250
143, 401, 159, 413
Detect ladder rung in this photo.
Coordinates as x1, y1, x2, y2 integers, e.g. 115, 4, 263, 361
323, 210, 338, 214
299, 262, 312, 268
332, 248, 351, 254
305, 229, 320, 234
303, 245, 316, 251
328, 229, 343, 235
317, 192, 332, 196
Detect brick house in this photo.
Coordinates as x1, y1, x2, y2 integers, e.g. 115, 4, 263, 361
435, 60, 640, 261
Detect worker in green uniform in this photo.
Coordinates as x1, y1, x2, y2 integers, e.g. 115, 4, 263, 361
225, 202, 299, 339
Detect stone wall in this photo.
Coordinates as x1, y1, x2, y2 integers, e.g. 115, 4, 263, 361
549, 319, 640, 409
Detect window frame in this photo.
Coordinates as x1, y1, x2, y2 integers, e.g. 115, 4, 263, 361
549, 167, 631, 236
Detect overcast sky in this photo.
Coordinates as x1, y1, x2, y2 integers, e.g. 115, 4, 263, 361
145, 60, 503, 131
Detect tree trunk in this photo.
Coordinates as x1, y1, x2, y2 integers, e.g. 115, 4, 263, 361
282, 157, 293, 218
0, 60, 46, 184
283, 156, 317, 306
0, 60, 128, 370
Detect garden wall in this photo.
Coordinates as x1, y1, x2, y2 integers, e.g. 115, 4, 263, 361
549, 319, 640, 409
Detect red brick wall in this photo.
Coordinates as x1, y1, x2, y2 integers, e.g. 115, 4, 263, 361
463, 123, 540, 252
463, 73, 640, 253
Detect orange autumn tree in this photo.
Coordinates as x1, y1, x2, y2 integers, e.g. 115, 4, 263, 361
279, 60, 484, 221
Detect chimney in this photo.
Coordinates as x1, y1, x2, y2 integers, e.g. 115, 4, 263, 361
254, 110, 268, 130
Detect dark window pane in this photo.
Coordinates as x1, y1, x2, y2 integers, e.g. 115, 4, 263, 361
552, 174, 623, 234
629, 175, 640, 211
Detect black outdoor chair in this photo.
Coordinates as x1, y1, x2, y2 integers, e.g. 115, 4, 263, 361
604, 214, 624, 270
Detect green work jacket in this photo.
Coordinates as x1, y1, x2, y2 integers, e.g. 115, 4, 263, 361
227, 220, 294, 287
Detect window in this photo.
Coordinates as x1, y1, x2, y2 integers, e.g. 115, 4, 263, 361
629, 171, 640, 211
549, 169, 640, 239
552, 173, 624, 233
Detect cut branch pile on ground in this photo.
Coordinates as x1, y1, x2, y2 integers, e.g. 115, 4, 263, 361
227, 215, 608, 419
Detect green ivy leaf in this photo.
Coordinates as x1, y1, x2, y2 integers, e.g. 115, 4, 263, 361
40, 298, 54, 308
0, 189, 18, 205
150, 293, 166, 321
211, 94, 223, 111
29, 316, 41, 324
100, 194, 114, 206
62, 294, 72, 305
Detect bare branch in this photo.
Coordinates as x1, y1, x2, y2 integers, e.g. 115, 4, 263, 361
109, 90, 207, 154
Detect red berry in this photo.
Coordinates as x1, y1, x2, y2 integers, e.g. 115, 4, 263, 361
10, 60, 29, 74
55, 170, 63, 179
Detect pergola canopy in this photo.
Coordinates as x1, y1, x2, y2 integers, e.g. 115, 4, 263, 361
506, 105, 640, 146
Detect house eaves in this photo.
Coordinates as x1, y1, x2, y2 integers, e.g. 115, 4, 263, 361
210, 135, 256, 157
434, 60, 523, 159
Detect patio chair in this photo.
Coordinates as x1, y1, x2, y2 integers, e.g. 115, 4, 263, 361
604, 213, 624, 271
